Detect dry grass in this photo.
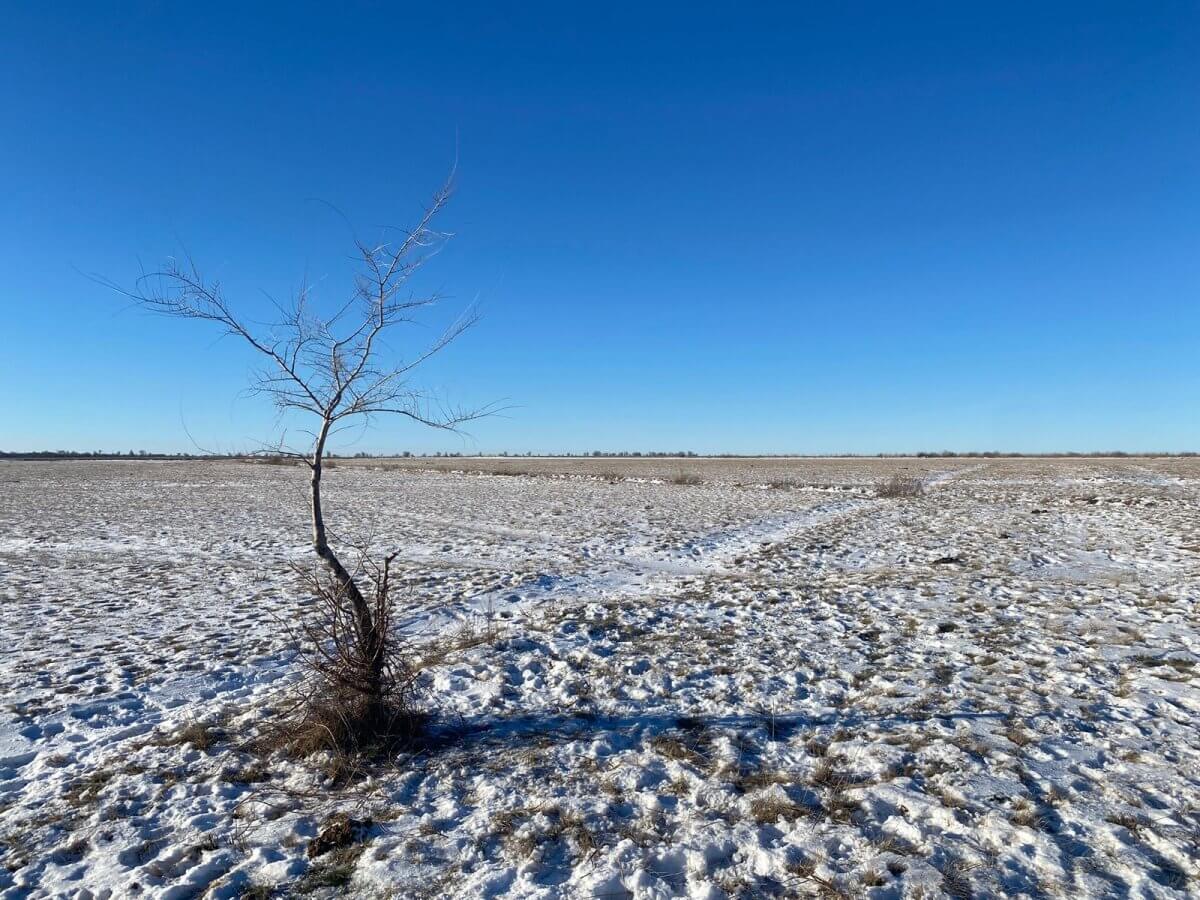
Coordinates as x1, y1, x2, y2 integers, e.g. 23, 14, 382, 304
784, 857, 850, 898
1005, 724, 1035, 748
62, 769, 116, 808
307, 812, 372, 858
749, 796, 812, 824
295, 844, 365, 891
502, 807, 598, 862
173, 721, 221, 751
237, 885, 276, 900
735, 768, 798, 793
221, 761, 272, 784
940, 857, 978, 899
648, 733, 708, 766
255, 694, 429, 781
875, 475, 926, 498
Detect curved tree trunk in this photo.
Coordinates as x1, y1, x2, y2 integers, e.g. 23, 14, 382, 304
309, 429, 385, 719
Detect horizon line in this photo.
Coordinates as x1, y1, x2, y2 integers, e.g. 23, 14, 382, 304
3, 449, 1198, 461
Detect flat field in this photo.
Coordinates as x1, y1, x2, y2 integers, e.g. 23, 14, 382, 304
1, 458, 1198, 898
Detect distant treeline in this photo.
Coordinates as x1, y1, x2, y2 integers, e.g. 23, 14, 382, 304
0, 450, 221, 460
912, 450, 1198, 458
3, 449, 1197, 461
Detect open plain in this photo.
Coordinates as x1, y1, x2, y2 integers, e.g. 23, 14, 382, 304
1, 457, 1198, 898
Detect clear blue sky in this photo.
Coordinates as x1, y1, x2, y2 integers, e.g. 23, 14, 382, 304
2, 2, 1197, 454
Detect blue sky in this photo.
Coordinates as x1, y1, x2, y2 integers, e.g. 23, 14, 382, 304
2, 2, 1197, 454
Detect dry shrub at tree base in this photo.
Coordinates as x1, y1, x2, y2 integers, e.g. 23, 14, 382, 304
256, 551, 429, 767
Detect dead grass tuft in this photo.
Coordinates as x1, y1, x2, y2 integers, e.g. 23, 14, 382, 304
648, 731, 709, 767
503, 807, 598, 861
862, 868, 888, 887
174, 721, 221, 751
63, 768, 116, 808
1011, 799, 1047, 830
940, 857, 977, 899
749, 795, 811, 824
784, 856, 849, 898
307, 812, 372, 858
296, 844, 365, 891
256, 696, 430, 781
1005, 724, 1035, 748
221, 761, 272, 784
875, 475, 926, 498
735, 768, 798, 793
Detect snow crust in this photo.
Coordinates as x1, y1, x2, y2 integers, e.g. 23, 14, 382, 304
1, 458, 1197, 898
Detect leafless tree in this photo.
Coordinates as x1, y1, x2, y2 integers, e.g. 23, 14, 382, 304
107, 180, 492, 743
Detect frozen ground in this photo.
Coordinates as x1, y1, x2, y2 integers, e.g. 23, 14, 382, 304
0, 457, 1197, 898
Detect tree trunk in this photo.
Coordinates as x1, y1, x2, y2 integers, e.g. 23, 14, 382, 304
309, 433, 384, 714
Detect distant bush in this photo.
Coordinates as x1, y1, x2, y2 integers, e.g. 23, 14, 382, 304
875, 475, 925, 498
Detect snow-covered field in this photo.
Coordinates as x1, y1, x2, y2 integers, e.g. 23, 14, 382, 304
1, 457, 1197, 899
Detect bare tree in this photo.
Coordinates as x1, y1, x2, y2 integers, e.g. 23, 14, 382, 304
108, 181, 492, 742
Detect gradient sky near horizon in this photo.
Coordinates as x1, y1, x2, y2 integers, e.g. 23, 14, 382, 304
2, 2, 1197, 454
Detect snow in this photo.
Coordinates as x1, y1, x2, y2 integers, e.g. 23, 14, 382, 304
0, 457, 1198, 898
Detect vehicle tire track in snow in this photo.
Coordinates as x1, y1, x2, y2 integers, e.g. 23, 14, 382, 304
410, 499, 873, 636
